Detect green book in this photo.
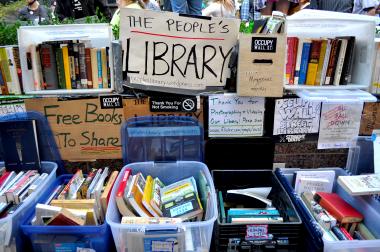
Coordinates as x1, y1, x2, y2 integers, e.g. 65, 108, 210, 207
218, 191, 226, 223
55, 47, 66, 89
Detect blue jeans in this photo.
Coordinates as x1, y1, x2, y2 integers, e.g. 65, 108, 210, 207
170, 0, 201, 15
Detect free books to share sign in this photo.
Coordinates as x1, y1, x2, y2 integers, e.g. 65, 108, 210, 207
120, 9, 239, 91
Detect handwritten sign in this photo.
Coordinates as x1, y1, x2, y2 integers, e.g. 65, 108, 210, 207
0, 99, 26, 115
25, 98, 124, 160
208, 95, 264, 137
318, 102, 363, 149
124, 97, 204, 124
273, 98, 321, 135
359, 103, 380, 136
237, 34, 285, 97
120, 9, 239, 91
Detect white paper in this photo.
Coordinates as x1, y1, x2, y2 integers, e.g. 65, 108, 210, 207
0, 103, 25, 115
318, 102, 363, 149
120, 9, 239, 90
208, 95, 265, 137
273, 98, 321, 135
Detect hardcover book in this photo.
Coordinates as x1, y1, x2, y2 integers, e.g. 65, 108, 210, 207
337, 174, 380, 196
0, 120, 41, 172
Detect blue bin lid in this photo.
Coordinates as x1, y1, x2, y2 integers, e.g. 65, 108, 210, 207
122, 116, 204, 164
0, 111, 65, 175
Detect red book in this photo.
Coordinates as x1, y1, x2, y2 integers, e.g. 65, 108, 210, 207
314, 192, 363, 223
0, 172, 11, 188
116, 168, 132, 198
85, 48, 93, 89
340, 227, 354, 240
286, 37, 299, 85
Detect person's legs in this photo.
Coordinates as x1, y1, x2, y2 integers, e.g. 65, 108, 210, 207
187, 0, 201, 15
275, 0, 290, 14
163, 0, 172, 11
261, 0, 274, 15
170, 0, 188, 13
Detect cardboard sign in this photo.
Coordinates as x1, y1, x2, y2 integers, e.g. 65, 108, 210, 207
237, 33, 285, 97
124, 97, 203, 124
25, 98, 124, 160
359, 102, 380, 136
120, 9, 239, 91
273, 98, 321, 135
208, 95, 264, 137
318, 102, 363, 149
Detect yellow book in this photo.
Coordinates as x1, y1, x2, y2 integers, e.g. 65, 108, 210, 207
90, 49, 99, 89
101, 48, 108, 89
142, 176, 161, 217
0, 48, 12, 85
61, 45, 72, 89
306, 63, 318, 85
315, 39, 327, 86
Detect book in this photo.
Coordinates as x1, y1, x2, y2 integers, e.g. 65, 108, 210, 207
324, 39, 341, 85
313, 192, 363, 223
73, 43, 81, 89
10, 172, 39, 204
333, 38, 348, 86
296, 178, 331, 195
44, 184, 63, 204
46, 208, 85, 226
5, 170, 37, 203
58, 170, 84, 200
0, 172, 12, 189
86, 168, 102, 199
151, 177, 164, 217
339, 227, 353, 240
78, 43, 88, 89
101, 48, 107, 89
126, 172, 152, 217
50, 199, 99, 223
337, 174, 380, 196
142, 175, 161, 217
0, 120, 41, 172
116, 168, 135, 217
227, 208, 280, 223
55, 47, 65, 89
339, 36, 355, 85
28, 173, 48, 194
77, 168, 96, 199
30, 44, 42, 91
93, 167, 109, 222
298, 40, 312, 85
0, 64, 8, 94
5, 47, 21, 94
218, 191, 226, 223
294, 38, 305, 85
0, 171, 24, 201
61, 45, 72, 90
68, 43, 76, 89
0, 48, 12, 92
357, 223, 376, 240
85, 48, 93, 89
161, 177, 203, 221
294, 170, 335, 194
315, 39, 328, 86
100, 170, 119, 214
331, 226, 348, 240
320, 39, 332, 85
287, 37, 298, 85
306, 40, 322, 85
91, 48, 99, 89
106, 47, 111, 88
39, 43, 59, 90
97, 49, 103, 88
121, 216, 182, 224
231, 216, 283, 224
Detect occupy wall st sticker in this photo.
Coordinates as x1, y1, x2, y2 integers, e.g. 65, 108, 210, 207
251, 37, 277, 53
150, 97, 197, 112
100, 95, 123, 109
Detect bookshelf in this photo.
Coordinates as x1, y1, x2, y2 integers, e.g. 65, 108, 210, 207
285, 10, 376, 94
18, 24, 114, 95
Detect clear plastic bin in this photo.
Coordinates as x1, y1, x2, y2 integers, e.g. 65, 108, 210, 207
106, 161, 218, 252
275, 167, 380, 252
21, 175, 115, 252
0, 161, 57, 252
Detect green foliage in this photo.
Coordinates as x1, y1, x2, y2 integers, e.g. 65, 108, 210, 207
112, 24, 120, 40
0, 0, 25, 20
0, 21, 21, 46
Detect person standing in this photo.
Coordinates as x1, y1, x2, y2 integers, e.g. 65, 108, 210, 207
170, 0, 202, 15
110, 0, 144, 29
261, 0, 299, 15
202, 0, 236, 17
353, 0, 380, 15
55, 0, 109, 21
240, 0, 266, 21
309, 0, 354, 13
19, 0, 49, 24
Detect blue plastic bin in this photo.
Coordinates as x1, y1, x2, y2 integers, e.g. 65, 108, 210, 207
21, 175, 115, 252
0, 161, 57, 252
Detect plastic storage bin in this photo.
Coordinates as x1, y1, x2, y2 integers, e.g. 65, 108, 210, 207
106, 116, 218, 252
206, 138, 303, 252
0, 161, 57, 252
21, 175, 114, 252
275, 167, 380, 252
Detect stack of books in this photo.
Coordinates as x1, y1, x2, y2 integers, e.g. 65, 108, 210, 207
0, 167, 48, 218
286, 36, 355, 86
32, 168, 119, 226
0, 46, 22, 95
116, 168, 206, 223
28, 40, 111, 91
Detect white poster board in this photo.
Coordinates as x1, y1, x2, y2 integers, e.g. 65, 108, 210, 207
120, 9, 239, 91
318, 102, 363, 149
208, 95, 265, 137
273, 98, 321, 135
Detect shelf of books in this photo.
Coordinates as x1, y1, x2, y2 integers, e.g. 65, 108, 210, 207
285, 10, 376, 95
18, 24, 114, 95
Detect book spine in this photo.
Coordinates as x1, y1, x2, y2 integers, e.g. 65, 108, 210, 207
101, 48, 107, 89
73, 43, 81, 89
306, 40, 322, 85
106, 47, 111, 88
0, 65, 8, 95
40, 44, 59, 90
55, 48, 65, 89
333, 39, 348, 86
315, 40, 327, 86
321, 39, 332, 85
0, 48, 12, 90
28, 173, 48, 194
289, 37, 298, 85
116, 169, 131, 197
68, 44, 77, 89
97, 50, 103, 88
340, 37, 355, 85
85, 48, 93, 89
331, 226, 348, 240
286, 37, 294, 84
340, 227, 354, 240
30, 45, 42, 91
61, 45, 72, 90
78, 43, 87, 89
91, 49, 98, 89
325, 39, 341, 85
299, 41, 312, 85
12, 47, 23, 92
5, 47, 21, 94
294, 39, 304, 85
